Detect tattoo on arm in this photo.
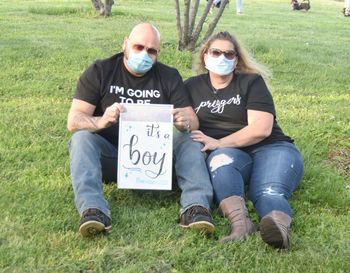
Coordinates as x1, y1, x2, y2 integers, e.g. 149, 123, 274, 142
72, 113, 100, 132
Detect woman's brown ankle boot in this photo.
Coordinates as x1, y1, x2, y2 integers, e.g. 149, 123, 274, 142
219, 196, 257, 243
260, 210, 292, 249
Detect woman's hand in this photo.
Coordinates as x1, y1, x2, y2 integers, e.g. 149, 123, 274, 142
191, 130, 220, 152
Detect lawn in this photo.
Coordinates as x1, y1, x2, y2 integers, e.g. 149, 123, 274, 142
0, 0, 349, 272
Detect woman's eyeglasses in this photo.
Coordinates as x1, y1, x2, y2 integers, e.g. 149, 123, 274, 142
132, 44, 159, 56
208, 48, 237, 60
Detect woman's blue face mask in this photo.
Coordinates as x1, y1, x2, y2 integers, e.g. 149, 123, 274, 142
205, 54, 236, 76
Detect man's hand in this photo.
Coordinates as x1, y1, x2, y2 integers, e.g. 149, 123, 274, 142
191, 130, 220, 152
97, 102, 124, 129
67, 99, 124, 132
173, 107, 199, 132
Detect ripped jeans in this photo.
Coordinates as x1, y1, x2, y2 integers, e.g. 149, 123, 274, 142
206, 141, 304, 218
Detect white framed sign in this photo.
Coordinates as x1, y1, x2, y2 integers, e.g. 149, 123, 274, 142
117, 104, 173, 190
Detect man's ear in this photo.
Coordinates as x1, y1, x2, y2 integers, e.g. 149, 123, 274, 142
122, 36, 128, 51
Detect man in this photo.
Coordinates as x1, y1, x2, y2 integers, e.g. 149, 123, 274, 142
67, 23, 214, 237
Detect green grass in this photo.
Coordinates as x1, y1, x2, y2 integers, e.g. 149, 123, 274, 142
1, 0, 349, 272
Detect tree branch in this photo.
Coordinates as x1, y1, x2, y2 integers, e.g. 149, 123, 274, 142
175, 0, 183, 48
201, 0, 229, 43
190, 0, 213, 49
189, 0, 200, 37
182, 0, 191, 46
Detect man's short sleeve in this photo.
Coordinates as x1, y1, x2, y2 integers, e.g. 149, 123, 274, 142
166, 69, 191, 108
74, 62, 102, 106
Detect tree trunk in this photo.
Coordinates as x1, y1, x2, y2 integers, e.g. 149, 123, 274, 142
91, 0, 115, 16
91, 0, 105, 15
104, 0, 114, 16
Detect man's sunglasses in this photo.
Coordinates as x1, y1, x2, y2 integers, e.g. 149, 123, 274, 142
132, 44, 159, 56
208, 48, 237, 60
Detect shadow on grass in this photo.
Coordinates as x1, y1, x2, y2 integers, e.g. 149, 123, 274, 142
28, 6, 147, 20
107, 183, 182, 210
28, 6, 91, 16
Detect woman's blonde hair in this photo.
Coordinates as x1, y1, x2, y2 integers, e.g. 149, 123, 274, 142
196, 31, 272, 81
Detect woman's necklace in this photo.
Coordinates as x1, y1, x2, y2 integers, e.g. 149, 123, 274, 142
211, 85, 218, 94
209, 73, 233, 95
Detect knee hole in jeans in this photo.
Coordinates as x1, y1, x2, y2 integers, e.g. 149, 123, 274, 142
208, 153, 234, 172
261, 186, 285, 197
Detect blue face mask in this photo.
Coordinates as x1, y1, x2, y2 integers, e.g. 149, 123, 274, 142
127, 50, 155, 74
205, 55, 235, 76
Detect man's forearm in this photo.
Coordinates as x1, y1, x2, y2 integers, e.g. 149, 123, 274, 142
67, 112, 102, 132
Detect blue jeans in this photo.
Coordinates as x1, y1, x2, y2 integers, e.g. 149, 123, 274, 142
68, 130, 213, 219
206, 141, 304, 218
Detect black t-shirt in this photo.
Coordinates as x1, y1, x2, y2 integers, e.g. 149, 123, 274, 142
74, 53, 190, 147
184, 73, 293, 151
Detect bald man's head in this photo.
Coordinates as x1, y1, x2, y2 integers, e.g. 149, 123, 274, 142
123, 23, 160, 55
123, 23, 161, 76
129, 23, 160, 43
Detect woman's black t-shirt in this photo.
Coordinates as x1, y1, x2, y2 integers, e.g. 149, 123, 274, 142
74, 52, 190, 147
184, 73, 293, 151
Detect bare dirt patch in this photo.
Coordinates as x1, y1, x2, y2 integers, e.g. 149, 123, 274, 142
327, 147, 350, 175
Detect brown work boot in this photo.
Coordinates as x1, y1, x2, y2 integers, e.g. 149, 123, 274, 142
260, 210, 292, 249
219, 196, 257, 243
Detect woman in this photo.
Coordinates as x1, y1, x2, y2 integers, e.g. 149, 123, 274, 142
185, 31, 304, 249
